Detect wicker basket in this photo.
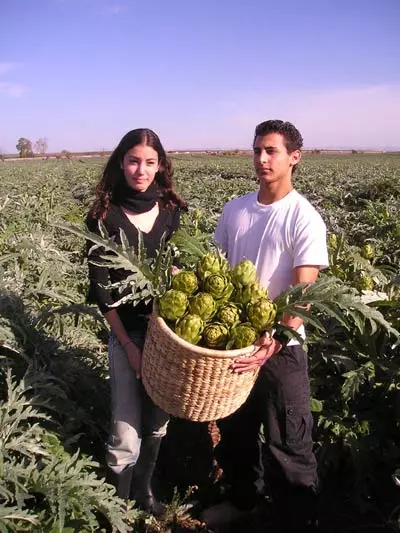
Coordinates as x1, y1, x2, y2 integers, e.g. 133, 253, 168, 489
141, 308, 260, 422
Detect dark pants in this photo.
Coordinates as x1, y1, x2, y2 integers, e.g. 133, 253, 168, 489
215, 345, 318, 531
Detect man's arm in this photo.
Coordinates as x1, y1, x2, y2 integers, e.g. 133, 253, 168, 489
232, 265, 320, 374
280, 265, 320, 332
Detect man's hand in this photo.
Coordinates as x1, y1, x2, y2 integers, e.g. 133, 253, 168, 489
124, 341, 142, 379
231, 335, 282, 374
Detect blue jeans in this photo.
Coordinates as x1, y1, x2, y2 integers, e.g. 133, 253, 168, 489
106, 328, 169, 473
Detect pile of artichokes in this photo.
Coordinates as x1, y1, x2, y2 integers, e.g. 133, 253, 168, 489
158, 253, 277, 350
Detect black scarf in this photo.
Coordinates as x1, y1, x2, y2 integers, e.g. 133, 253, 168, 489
113, 180, 159, 214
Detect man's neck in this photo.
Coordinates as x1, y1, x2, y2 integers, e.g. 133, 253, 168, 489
257, 180, 293, 205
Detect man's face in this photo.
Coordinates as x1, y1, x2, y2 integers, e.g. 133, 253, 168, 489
253, 133, 301, 185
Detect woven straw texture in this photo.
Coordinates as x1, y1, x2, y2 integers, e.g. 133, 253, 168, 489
142, 309, 260, 422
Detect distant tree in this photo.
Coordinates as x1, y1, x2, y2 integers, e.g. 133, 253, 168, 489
0, 147, 5, 161
34, 137, 48, 155
16, 137, 33, 158
61, 149, 72, 160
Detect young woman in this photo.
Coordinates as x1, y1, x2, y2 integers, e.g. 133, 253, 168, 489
86, 128, 187, 516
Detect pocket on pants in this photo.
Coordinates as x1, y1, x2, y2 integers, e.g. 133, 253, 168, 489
284, 401, 313, 450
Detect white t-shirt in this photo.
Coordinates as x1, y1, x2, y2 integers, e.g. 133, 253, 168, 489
214, 189, 329, 341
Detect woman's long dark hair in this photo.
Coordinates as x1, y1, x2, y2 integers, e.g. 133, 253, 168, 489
90, 128, 187, 219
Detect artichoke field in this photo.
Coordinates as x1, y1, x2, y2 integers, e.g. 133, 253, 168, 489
158, 254, 277, 350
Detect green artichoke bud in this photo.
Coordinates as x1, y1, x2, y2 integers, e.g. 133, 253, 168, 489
203, 273, 234, 303
239, 282, 268, 306
196, 253, 228, 281
159, 289, 188, 321
216, 302, 242, 327
330, 264, 347, 280
328, 233, 338, 250
188, 292, 216, 321
202, 322, 229, 349
230, 259, 257, 287
226, 323, 258, 349
361, 244, 374, 260
175, 314, 204, 345
171, 270, 199, 295
357, 272, 374, 291
247, 298, 277, 332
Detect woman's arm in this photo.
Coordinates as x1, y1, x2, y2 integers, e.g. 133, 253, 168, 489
104, 308, 142, 379
86, 215, 142, 377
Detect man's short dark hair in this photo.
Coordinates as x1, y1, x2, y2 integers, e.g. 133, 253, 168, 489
253, 120, 303, 153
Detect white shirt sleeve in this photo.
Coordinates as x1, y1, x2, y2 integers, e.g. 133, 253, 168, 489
293, 210, 329, 270
214, 208, 229, 254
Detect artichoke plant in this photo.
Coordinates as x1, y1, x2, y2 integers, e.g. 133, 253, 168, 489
361, 244, 374, 260
188, 292, 216, 321
171, 270, 198, 295
247, 298, 277, 332
202, 322, 229, 349
226, 323, 258, 349
175, 314, 204, 344
159, 289, 188, 321
328, 233, 338, 250
216, 302, 242, 327
203, 273, 234, 303
357, 272, 374, 291
230, 259, 257, 287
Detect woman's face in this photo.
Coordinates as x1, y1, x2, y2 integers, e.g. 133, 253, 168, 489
121, 144, 160, 192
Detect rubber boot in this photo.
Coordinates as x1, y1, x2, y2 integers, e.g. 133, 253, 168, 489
131, 436, 165, 517
106, 464, 134, 500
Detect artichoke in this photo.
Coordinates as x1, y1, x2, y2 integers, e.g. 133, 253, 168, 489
171, 270, 199, 295
247, 298, 277, 332
196, 253, 228, 281
361, 244, 374, 260
226, 323, 258, 349
203, 273, 234, 303
175, 314, 204, 344
239, 282, 268, 306
159, 289, 188, 321
202, 322, 229, 349
230, 259, 257, 287
328, 233, 338, 250
216, 302, 242, 327
357, 272, 374, 291
188, 292, 216, 321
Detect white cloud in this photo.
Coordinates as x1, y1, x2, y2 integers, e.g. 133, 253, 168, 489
220, 84, 400, 149
0, 82, 26, 98
0, 62, 18, 76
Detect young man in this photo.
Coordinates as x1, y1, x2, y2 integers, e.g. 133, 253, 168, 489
201, 120, 329, 532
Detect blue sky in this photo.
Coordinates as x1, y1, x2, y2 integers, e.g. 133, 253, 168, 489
1, 0, 400, 153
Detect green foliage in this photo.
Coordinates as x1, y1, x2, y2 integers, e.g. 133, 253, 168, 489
0, 369, 138, 532
276, 276, 399, 339
57, 221, 174, 307
16, 138, 33, 158
0, 153, 399, 529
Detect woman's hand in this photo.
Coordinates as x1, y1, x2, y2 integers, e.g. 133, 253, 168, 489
231, 335, 282, 374
124, 341, 142, 379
